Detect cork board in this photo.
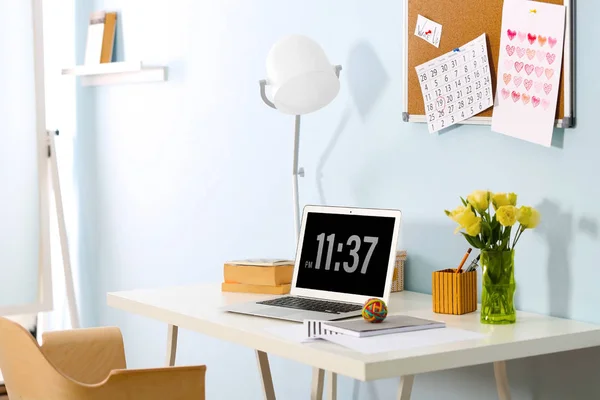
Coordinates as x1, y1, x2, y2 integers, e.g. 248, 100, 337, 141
405, 0, 573, 126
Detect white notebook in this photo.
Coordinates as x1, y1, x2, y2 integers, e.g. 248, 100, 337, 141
322, 315, 445, 338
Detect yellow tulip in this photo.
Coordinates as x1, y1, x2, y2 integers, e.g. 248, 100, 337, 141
496, 205, 518, 227
492, 192, 518, 210
467, 190, 490, 213
517, 206, 540, 229
446, 205, 482, 236
464, 218, 482, 236
446, 205, 466, 222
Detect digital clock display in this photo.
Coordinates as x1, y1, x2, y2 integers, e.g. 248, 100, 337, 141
295, 212, 396, 297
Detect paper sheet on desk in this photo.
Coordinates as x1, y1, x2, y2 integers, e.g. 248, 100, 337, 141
265, 325, 485, 354
320, 328, 485, 354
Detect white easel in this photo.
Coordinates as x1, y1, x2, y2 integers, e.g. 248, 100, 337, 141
46, 129, 80, 329
34, 0, 79, 330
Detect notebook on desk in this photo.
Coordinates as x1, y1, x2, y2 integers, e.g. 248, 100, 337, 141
223, 205, 402, 322
321, 315, 445, 338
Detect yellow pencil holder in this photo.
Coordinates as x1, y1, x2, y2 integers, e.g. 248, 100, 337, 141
432, 269, 477, 315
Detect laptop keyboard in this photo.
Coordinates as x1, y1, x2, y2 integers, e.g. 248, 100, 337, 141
257, 297, 363, 314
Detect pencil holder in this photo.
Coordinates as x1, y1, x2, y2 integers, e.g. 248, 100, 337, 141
391, 250, 407, 292
432, 269, 477, 315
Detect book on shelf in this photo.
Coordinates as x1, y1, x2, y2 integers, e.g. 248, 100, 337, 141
85, 11, 117, 64
221, 282, 291, 295
224, 262, 294, 287
322, 315, 446, 338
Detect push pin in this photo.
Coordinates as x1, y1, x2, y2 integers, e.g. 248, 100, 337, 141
529, 9, 537, 14
452, 48, 460, 52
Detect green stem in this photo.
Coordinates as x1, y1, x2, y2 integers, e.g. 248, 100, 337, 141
513, 226, 525, 248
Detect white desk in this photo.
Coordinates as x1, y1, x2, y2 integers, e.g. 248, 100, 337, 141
108, 284, 600, 400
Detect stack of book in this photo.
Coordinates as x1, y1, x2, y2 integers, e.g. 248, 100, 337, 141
221, 259, 295, 294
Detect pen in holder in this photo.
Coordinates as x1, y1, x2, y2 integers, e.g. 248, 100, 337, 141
432, 269, 477, 315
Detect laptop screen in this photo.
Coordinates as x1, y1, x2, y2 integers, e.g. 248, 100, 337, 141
295, 211, 396, 297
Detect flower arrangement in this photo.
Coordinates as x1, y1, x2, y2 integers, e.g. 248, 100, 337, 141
445, 190, 540, 251
445, 190, 540, 324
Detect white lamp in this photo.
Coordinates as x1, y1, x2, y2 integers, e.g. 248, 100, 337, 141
260, 35, 341, 239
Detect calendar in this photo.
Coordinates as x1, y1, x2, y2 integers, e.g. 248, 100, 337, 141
415, 34, 493, 133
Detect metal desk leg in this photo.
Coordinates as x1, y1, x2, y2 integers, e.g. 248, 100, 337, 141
166, 324, 178, 366
494, 361, 511, 400
326, 371, 337, 400
397, 375, 414, 400
311, 368, 325, 400
256, 350, 276, 400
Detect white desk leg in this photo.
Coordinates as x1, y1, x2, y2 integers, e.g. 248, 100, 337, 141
494, 361, 511, 400
166, 324, 178, 366
256, 350, 276, 400
326, 371, 337, 400
311, 368, 325, 400
397, 375, 414, 400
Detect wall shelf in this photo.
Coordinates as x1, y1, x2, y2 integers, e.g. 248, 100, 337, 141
61, 61, 167, 86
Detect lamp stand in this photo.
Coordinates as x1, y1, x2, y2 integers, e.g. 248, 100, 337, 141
292, 115, 303, 241
259, 65, 342, 242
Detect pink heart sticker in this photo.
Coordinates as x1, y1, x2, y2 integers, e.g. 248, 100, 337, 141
535, 66, 544, 77
526, 49, 536, 60
544, 83, 552, 95
532, 96, 541, 108
545, 68, 554, 79
546, 53, 556, 64
504, 60, 513, 70
542, 99, 550, 110
524, 79, 533, 91
527, 33, 537, 45
503, 73, 512, 85
514, 61, 524, 73
501, 88, 510, 100
534, 82, 543, 93
522, 94, 531, 105
513, 76, 523, 87
516, 47, 526, 58
536, 50, 547, 62
507, 29, 517, 40
511, 91, 521, 103
506, 45, 515, 56
548, 37, 557, 48
518, 31, 526, 42
524, 64, 534, 75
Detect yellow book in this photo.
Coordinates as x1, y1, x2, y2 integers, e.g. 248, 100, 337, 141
100, 12, 117, 63
224, 263, 294, 286
221, 282, 291, 295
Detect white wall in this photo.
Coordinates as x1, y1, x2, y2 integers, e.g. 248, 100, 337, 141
76, 1, 600, 398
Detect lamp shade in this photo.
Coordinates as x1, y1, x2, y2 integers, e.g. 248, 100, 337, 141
266, 35, 340, 115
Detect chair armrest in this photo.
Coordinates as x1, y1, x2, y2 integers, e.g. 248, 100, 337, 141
92, 365, 206, 400
41, 327, 127, 384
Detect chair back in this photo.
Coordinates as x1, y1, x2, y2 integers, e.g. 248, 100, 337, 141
0, 317, 78, 399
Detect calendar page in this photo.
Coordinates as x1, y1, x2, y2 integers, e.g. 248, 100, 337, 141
415, 34, 493, 133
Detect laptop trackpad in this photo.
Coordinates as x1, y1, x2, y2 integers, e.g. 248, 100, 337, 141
256, 306, 300, 317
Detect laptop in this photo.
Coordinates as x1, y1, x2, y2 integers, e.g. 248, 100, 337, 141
223, 205, 401, 322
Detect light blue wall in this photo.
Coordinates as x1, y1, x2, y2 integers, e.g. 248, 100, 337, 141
0, 1, 41, 309
77, 1, 600, 398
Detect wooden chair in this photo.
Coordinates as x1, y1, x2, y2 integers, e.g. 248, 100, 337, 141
0, 317, 206, 399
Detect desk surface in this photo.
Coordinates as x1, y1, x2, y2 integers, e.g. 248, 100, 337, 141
108, 284, 600, 381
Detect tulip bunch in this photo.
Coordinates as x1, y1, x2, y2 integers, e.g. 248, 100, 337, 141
445, 191, 540, 251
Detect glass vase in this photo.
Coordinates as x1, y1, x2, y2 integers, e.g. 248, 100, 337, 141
480, 250, 516, 324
